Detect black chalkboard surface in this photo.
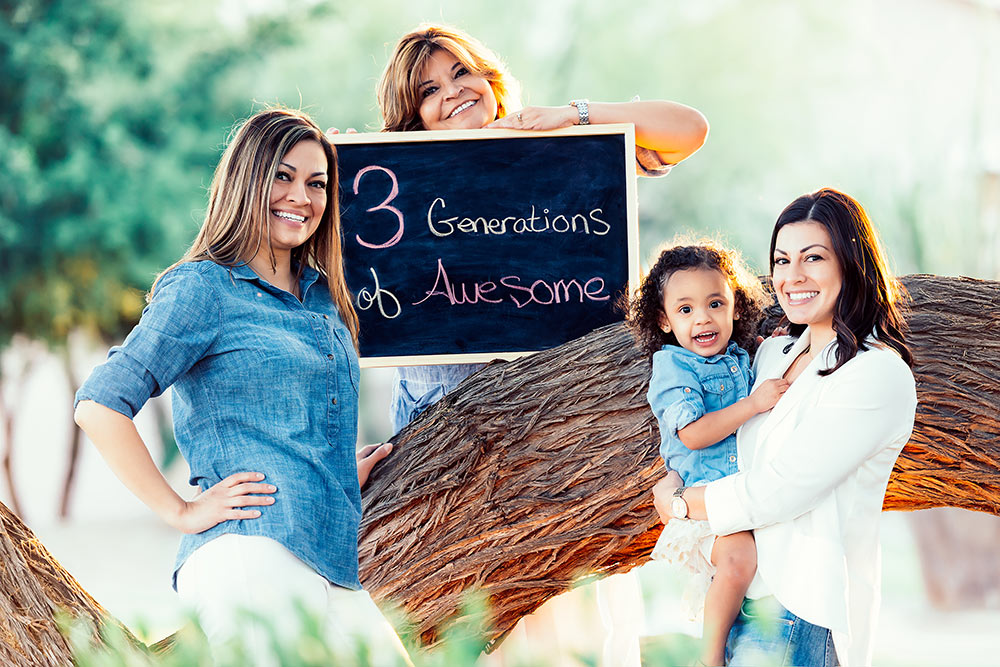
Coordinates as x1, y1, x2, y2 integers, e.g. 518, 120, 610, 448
330, 125, 638, 367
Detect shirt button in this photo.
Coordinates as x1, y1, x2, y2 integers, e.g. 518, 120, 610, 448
729, 455, 737, 463
683, 387, 691, 393
323, 314, 329, 320
720, 383, 726, 391
331, 397, 337, 405
731, 365, 738, 373
256, 291, 263, 298
327, 354, 334, 360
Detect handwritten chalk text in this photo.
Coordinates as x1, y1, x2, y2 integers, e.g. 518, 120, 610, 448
427, 198, 610, 238
412, 259, 610, 309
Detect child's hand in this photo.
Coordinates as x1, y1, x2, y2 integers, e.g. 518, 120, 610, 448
749, 378, 790, 413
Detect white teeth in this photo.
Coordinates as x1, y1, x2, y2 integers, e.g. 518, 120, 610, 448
273, 210, 306, 223
787, 291, 819, 303
694, 332, 717, 340
448, 100, 475, 118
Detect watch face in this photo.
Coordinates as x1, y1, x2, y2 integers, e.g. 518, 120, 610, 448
671, 496, 688, 519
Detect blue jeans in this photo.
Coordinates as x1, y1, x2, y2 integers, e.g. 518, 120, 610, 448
726, 597, 839, 666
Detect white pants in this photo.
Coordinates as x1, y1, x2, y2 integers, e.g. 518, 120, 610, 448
176, 534, 411, 666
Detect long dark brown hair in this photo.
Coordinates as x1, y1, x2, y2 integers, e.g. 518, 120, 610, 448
770, 188, 912, 375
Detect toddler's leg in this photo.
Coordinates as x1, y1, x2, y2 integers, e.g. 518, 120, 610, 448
701, 531, 756, 666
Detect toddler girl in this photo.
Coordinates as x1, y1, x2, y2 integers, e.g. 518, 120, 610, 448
630, 242, 786, 666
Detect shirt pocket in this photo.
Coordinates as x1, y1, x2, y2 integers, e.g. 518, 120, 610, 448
332, 327, 360, 393
700, 374, 733, 412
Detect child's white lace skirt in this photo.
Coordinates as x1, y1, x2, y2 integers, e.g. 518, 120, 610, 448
650, 517, 716, 624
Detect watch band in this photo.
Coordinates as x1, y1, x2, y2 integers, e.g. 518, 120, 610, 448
569, 99, 590, 125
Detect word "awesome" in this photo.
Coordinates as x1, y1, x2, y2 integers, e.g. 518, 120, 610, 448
412, 259, 610, 309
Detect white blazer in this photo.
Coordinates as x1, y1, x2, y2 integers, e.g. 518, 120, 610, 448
703, 329, 916, 667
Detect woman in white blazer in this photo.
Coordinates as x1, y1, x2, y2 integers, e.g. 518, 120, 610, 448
653, 188, 917, 666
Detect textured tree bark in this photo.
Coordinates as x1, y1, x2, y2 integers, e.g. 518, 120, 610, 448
0, 499, 142, 665
357, 274, 1000, 649
0, 274, 997, 660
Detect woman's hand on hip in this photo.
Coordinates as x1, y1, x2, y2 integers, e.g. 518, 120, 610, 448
357, 442, 393, 489
172, 472, 276, 534
487, 105, 577, 131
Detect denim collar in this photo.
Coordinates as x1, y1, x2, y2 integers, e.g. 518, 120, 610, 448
226, 260, 321, 293
662, 339, 742, 364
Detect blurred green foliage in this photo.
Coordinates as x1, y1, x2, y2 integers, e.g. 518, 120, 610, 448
2, 0, 995, 353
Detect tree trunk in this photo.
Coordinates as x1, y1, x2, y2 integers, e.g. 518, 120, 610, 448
58, 346, 82, 520
0, 349, 38, 521
0, 274, 997, 661
0, 499, 142, 665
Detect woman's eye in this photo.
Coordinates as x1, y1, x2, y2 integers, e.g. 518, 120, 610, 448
805, 254, 823, 262
679, 306, 691, 314
773, 257, 788, 265
310, 181, 326, 189
276, 171, 291, 181
421, 86, 437, 98
455, 66, 469, 77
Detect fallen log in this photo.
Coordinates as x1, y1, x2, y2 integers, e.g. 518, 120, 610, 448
0, 274, 997, 661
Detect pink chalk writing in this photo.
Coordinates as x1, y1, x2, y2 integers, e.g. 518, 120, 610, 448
412, 259, 610, 309
352, 165, 404, 249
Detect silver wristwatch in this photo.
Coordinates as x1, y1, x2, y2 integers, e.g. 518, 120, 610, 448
671, 486, 689, 520
569, 99, 590, 125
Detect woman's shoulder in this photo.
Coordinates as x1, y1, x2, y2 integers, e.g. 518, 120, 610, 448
847, 341, 915, 384
151, 261, 226, 308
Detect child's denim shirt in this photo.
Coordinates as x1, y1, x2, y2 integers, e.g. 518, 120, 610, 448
75, 261, 362, 591
646, 341, 753, 486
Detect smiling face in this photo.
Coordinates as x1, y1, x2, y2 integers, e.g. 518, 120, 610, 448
266, 139, 328, 256
417, 48, 498, 131
660, 267, 737, 358
771, 221, 844, 333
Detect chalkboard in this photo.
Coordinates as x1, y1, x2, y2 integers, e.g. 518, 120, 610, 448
330, 125, 638, 367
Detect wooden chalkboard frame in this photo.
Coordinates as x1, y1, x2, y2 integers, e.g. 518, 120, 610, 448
330, 124, 639, 368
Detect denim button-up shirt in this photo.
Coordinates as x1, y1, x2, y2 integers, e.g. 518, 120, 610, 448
74, 260, 362, 590
646, 341, 752, 486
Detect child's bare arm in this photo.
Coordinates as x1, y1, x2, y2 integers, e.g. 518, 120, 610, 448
677, 379, 789, 450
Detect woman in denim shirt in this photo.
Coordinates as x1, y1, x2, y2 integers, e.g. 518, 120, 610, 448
74, 109, 407, 663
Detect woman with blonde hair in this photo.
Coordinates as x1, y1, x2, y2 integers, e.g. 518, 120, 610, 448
74, 108, 406, 664
373, 22, 711, 435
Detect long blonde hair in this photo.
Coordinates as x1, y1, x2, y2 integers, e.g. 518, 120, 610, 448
377, 23, 522, 132
154, 108, 359, 346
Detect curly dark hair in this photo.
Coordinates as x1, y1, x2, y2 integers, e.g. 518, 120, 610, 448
629, 241, 770, 357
